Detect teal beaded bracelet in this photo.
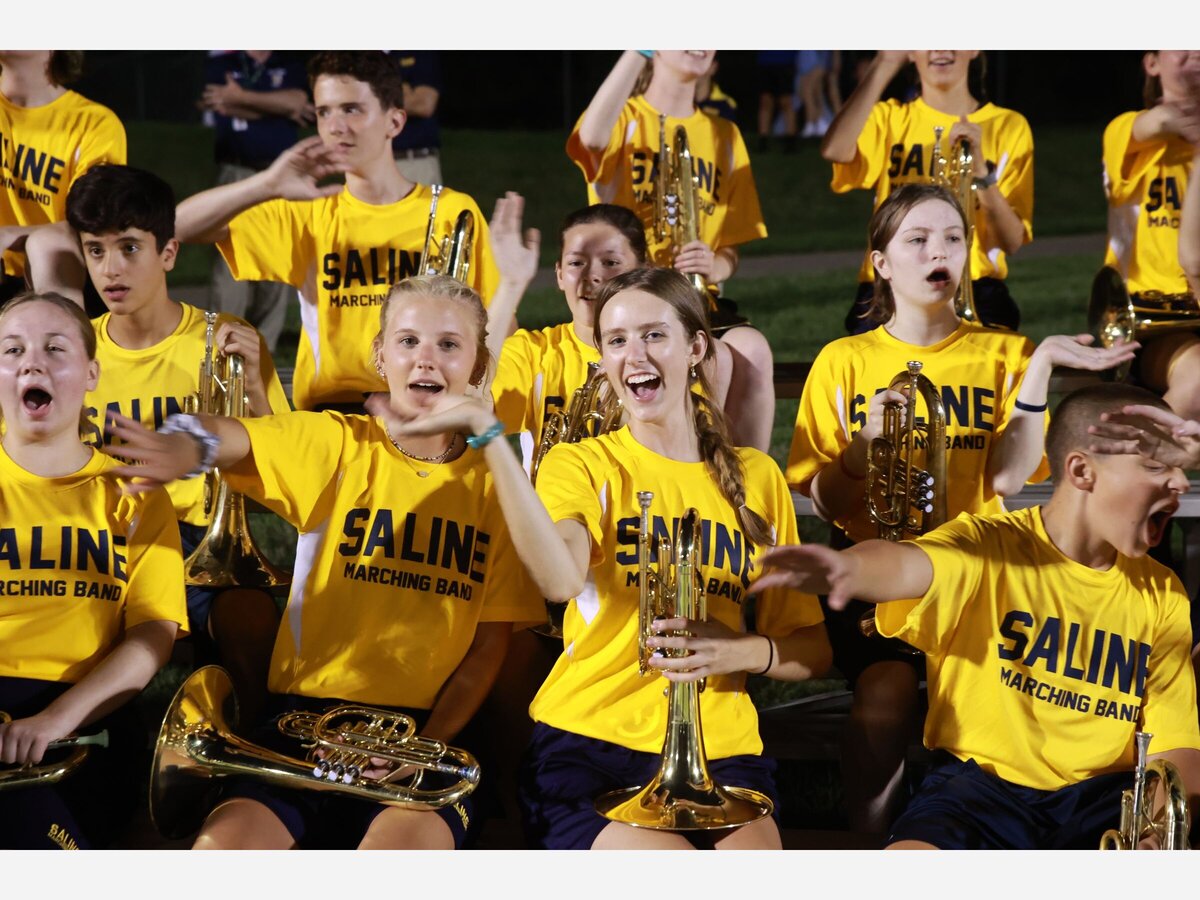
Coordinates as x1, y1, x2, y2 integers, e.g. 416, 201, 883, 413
466, 420, 505, 450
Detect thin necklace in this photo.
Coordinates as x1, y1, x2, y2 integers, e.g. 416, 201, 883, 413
384, 425, 457, 477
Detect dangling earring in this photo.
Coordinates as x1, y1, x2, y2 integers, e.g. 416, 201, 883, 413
689, 364, 697, 379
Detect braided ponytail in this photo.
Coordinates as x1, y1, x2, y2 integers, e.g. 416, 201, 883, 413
592, 267, 775, 550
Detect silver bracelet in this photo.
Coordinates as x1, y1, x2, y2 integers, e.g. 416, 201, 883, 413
159, 414, 220, 479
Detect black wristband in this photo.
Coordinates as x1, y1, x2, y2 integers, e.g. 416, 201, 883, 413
1014, 399, 1048, 413
752, 635, 774, 676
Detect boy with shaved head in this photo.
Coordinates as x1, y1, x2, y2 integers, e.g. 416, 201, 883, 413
756, 383, 1200, 849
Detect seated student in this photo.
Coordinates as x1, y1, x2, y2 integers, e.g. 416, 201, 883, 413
1102, 50, 1200, 419
66, 163, 290, 724
0, 292, 186, 849
784, 182, 1135, 836
174, 51, 502, 413
0, 51, 125, 314
388, 267, 832, 850
757, 382, 1200, 850
569, 50, 776, 452
104, 274, 542, 850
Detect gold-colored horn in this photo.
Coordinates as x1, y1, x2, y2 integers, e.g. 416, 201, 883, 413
654, 115, 717, 303
420, 184, 475, 285
860, 361, 946, 646
184, 313, 290, 589
594, 495, 773, 831
1088, 265, 1199, 382
149, 666, 481, 839
0, 710, 109, 791
1099, 730, 1191, 850
930, 126, 979, 325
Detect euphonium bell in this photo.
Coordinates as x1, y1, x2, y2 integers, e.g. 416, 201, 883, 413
1088, 265, 1199, 381
149, 666, 481, 839
420, 184, 475, 284
930, 125, 979, 325
1099, 730, 1191, 850
184, 312, 290, 589
593, 494, 773, 831
654, 115, 716, 302
0, 710, 109, 791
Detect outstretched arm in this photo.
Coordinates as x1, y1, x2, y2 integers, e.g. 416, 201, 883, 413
820, 51, 908, 163
751, 540, 933, 611
989, 335, 1139, 495
176, 136, 346, 244
103, 411, 252, 492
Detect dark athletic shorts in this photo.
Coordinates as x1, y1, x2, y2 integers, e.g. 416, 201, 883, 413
518, 721, 779, 850
889, 751, 1129, 849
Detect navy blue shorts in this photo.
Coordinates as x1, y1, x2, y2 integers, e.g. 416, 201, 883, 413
518, 722, 779, 850
222, 693, 474, 849
180, 520, 218, 644
889, 751, 1129, 849
0, 677, 143, 849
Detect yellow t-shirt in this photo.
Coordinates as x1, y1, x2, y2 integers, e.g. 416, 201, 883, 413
566, 95, 767, 268
224, 411, 542, 708
785, 322, 1047, 544
0, 88, 126, 278
217, 183, 499, 411
876, 507, 1200, 790
85, 302, 289, 527
832, 97, 1034, 283
0, 445, 187, 683
1103, 110, 1193, 295
529, 428, 824, 758
490, 322, 602, 468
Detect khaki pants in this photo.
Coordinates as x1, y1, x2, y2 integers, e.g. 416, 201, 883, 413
394, 152, 442, 186
209, 163, 292, 352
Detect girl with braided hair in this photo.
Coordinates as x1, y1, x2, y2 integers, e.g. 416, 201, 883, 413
390, 265, 831, 849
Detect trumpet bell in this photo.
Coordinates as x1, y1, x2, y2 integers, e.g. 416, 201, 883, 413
595, 780, 772, 832
185, 494, 291, 588
1088, 266, 1200, 382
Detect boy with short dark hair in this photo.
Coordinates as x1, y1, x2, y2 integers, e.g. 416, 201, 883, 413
67, 163, 289, 723
175, 50, 503, 412
756, 383, 1200, 849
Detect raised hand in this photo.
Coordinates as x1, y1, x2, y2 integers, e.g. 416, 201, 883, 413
489, 191, 540, 287
751, 543, 858, 609
1032, 333, 1139, 374
1088, 404, 1200, 471
263, 136, 347, 201
101, 411, 201, 494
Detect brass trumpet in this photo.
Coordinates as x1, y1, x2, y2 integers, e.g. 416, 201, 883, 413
150, 666, 481, 839
184, 312, 290, 589
654, 114, 715, 301
1099, 730, 1191, 850
860, 361, 947, 645
594, 494, 773, 831
930, 125, 979, 325
1088, 265, 1199, 381
0, 710, 110, 791
420, 184, 475, 284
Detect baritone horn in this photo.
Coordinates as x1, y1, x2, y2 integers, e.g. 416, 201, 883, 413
184, 313, 290, 589
420, 183, 475, 284
1088, 265, 1199, 381
0, 710, 109, 791
1099, 730, 1191, 850
150, 666, 481, 839
930, 125, 979, 324
860, 360, 946, 644
593, 494, 773, 831
654, 114, 716, 300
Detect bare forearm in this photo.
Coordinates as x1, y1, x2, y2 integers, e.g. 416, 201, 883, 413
403, 85, 439, 119
976, 185, 1028, 256
484, 278, 529, 363
196, 414, 253, 469
1131, 106, 1176, 144
841, 541, 934, 603
578, 51, 646, 153
1181, 150, 1200, 296
23, 221, 86, 307
765, 624, 833, 681
989, 355, 1052, 495
820, 55, 901, 163
41, 621, 177, 732
176, 171, 278, 244
222, 88, 308, 120
422, 622, 511, 743
713, 246, 738, 283
808, 438, 871, 523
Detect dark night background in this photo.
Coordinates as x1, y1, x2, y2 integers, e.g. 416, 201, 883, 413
72, 50, 1148, 129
